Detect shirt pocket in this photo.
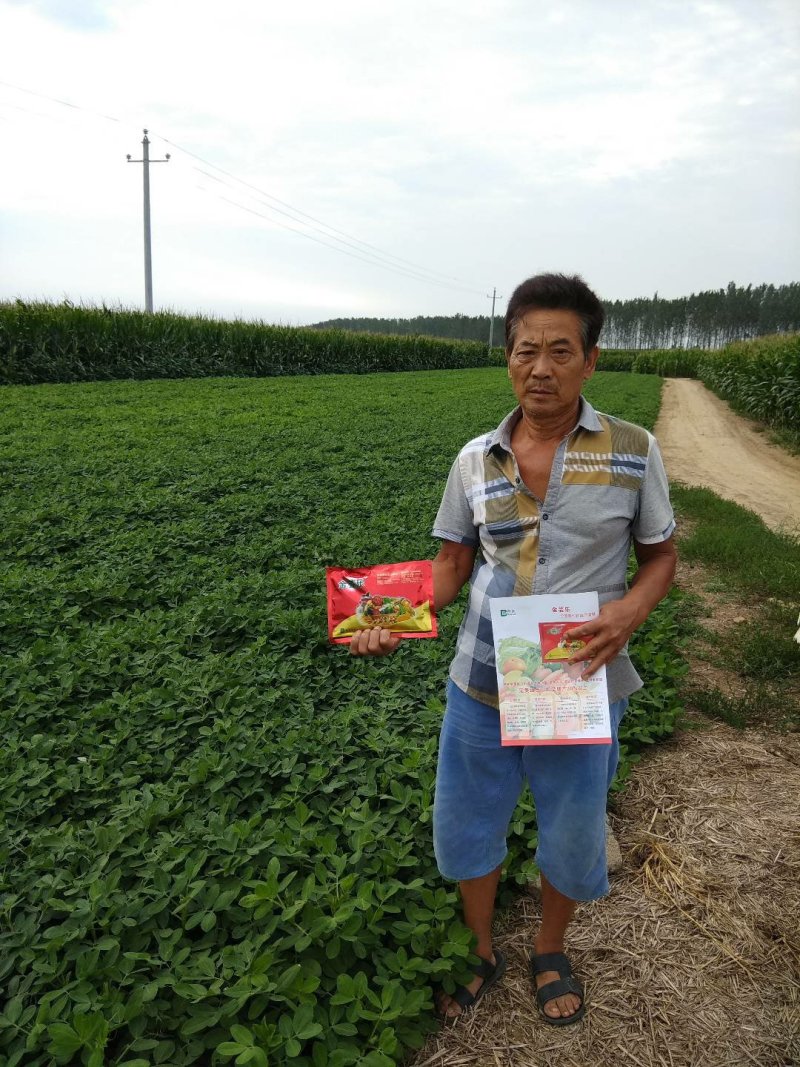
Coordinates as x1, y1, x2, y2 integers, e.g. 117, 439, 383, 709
482, 514, 540, 543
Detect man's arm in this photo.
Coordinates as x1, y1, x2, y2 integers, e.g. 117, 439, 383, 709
349, 541, 476, 657
565, 536, 677, 678
432, 540, 477, 610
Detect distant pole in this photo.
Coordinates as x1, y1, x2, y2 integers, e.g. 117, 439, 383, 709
487, 286, 502, 354
127, 129, 170, 313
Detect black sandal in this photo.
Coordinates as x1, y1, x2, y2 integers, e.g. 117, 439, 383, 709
530, 951, 585, 1026
434, 950, 507, 1025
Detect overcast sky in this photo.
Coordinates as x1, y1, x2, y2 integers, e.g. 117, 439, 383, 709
1, 0, 798, 325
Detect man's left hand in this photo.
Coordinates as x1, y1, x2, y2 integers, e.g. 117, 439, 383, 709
564, 599, 643, 678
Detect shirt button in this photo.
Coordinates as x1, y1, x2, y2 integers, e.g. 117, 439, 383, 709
538, 556, 546, 565
515, 477, 521, 484
542, 513, 549, 520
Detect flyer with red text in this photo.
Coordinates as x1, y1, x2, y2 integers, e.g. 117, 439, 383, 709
489, 592, 611, 746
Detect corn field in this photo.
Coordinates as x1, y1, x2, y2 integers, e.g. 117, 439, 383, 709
0, 302, 491, 385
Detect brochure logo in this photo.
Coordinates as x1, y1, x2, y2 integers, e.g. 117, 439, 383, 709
500, 608, 516, 617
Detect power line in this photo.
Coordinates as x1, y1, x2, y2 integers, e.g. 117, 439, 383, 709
155, 132, 485, 292
0, 78, 491, 298
191, 170, 486, 295
0, 78, 122, 126
191, 165, 485, 295
195, 182, 488, 294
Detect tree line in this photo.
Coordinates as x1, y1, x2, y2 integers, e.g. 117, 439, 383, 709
311, 281, 800, 349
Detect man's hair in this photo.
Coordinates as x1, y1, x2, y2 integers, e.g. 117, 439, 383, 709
504, 273, 605, 357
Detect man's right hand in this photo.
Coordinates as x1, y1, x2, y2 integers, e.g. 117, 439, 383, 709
349, 628, 402, 656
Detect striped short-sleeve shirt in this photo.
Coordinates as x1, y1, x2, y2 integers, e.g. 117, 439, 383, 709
432, 397, 675, 707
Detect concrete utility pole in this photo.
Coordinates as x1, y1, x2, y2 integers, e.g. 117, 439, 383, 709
127, 129, 170, 313
487, 286, 502, 354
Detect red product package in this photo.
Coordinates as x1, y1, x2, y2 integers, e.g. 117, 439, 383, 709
326, 561, 438, 644
538, 621, 587, 663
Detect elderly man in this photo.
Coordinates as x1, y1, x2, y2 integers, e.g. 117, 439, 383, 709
350, 273, 676, 1026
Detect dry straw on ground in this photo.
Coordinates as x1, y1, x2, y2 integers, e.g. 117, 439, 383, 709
410, 713, 800, 1067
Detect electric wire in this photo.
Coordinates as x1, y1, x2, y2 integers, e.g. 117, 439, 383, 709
195, 182, 487, 294
0, 78, 491, 298
192, 165, 485, 294
0, 78, 123, 126
155, 131, 483, 291
192, 173, 485, 295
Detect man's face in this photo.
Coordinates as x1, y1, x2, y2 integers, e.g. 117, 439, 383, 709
506, 308, 598, 421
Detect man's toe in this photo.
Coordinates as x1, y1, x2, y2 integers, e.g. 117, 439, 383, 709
547, 993, 579, 1017
436, 992, 456, 1017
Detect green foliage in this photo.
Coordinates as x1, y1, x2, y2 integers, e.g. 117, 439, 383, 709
1, 369, 683, 1064
698, 333, 800, 444
0, 301, 495, 386
631, 349, 702, 377
595, 349, 703, 377
615, 590, 689, 788
597, 350, 636, 372
312, 312, 505, 346
603, 281, 800, 348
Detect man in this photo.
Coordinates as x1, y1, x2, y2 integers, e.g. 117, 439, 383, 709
350, 273, 676, 1026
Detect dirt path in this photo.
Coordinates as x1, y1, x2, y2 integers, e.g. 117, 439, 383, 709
411, 715, 800, 1067
654, 379, 800, 535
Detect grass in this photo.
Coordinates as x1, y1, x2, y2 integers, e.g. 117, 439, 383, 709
711, 606, 798, 682
682, 682, 788, 731
672, 486, 800, 601
769, 426, 800, 457
671, 487, 800, 731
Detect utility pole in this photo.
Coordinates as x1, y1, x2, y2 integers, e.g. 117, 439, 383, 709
487, 286, 502, 354
127, 129, 170, 313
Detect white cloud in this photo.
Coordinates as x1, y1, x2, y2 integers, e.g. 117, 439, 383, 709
0, 0, 798, 319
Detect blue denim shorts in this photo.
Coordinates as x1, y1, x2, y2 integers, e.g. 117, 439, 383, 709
433, 678, 628, 901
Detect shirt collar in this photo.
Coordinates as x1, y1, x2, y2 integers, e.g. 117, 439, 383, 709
484, 395, 603, 455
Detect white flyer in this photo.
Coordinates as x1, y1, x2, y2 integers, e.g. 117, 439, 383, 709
489, 592, 611, 747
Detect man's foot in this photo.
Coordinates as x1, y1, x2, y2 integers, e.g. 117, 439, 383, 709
531, 941, 583, 1022
434, 951, 505, 1021
435, 959, 490, 1019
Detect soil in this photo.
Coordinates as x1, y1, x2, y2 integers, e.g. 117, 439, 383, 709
654, 379, 800, 536
408, 388, 800, 1066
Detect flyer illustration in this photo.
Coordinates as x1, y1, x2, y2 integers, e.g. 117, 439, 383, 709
489, 592, 611, 747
